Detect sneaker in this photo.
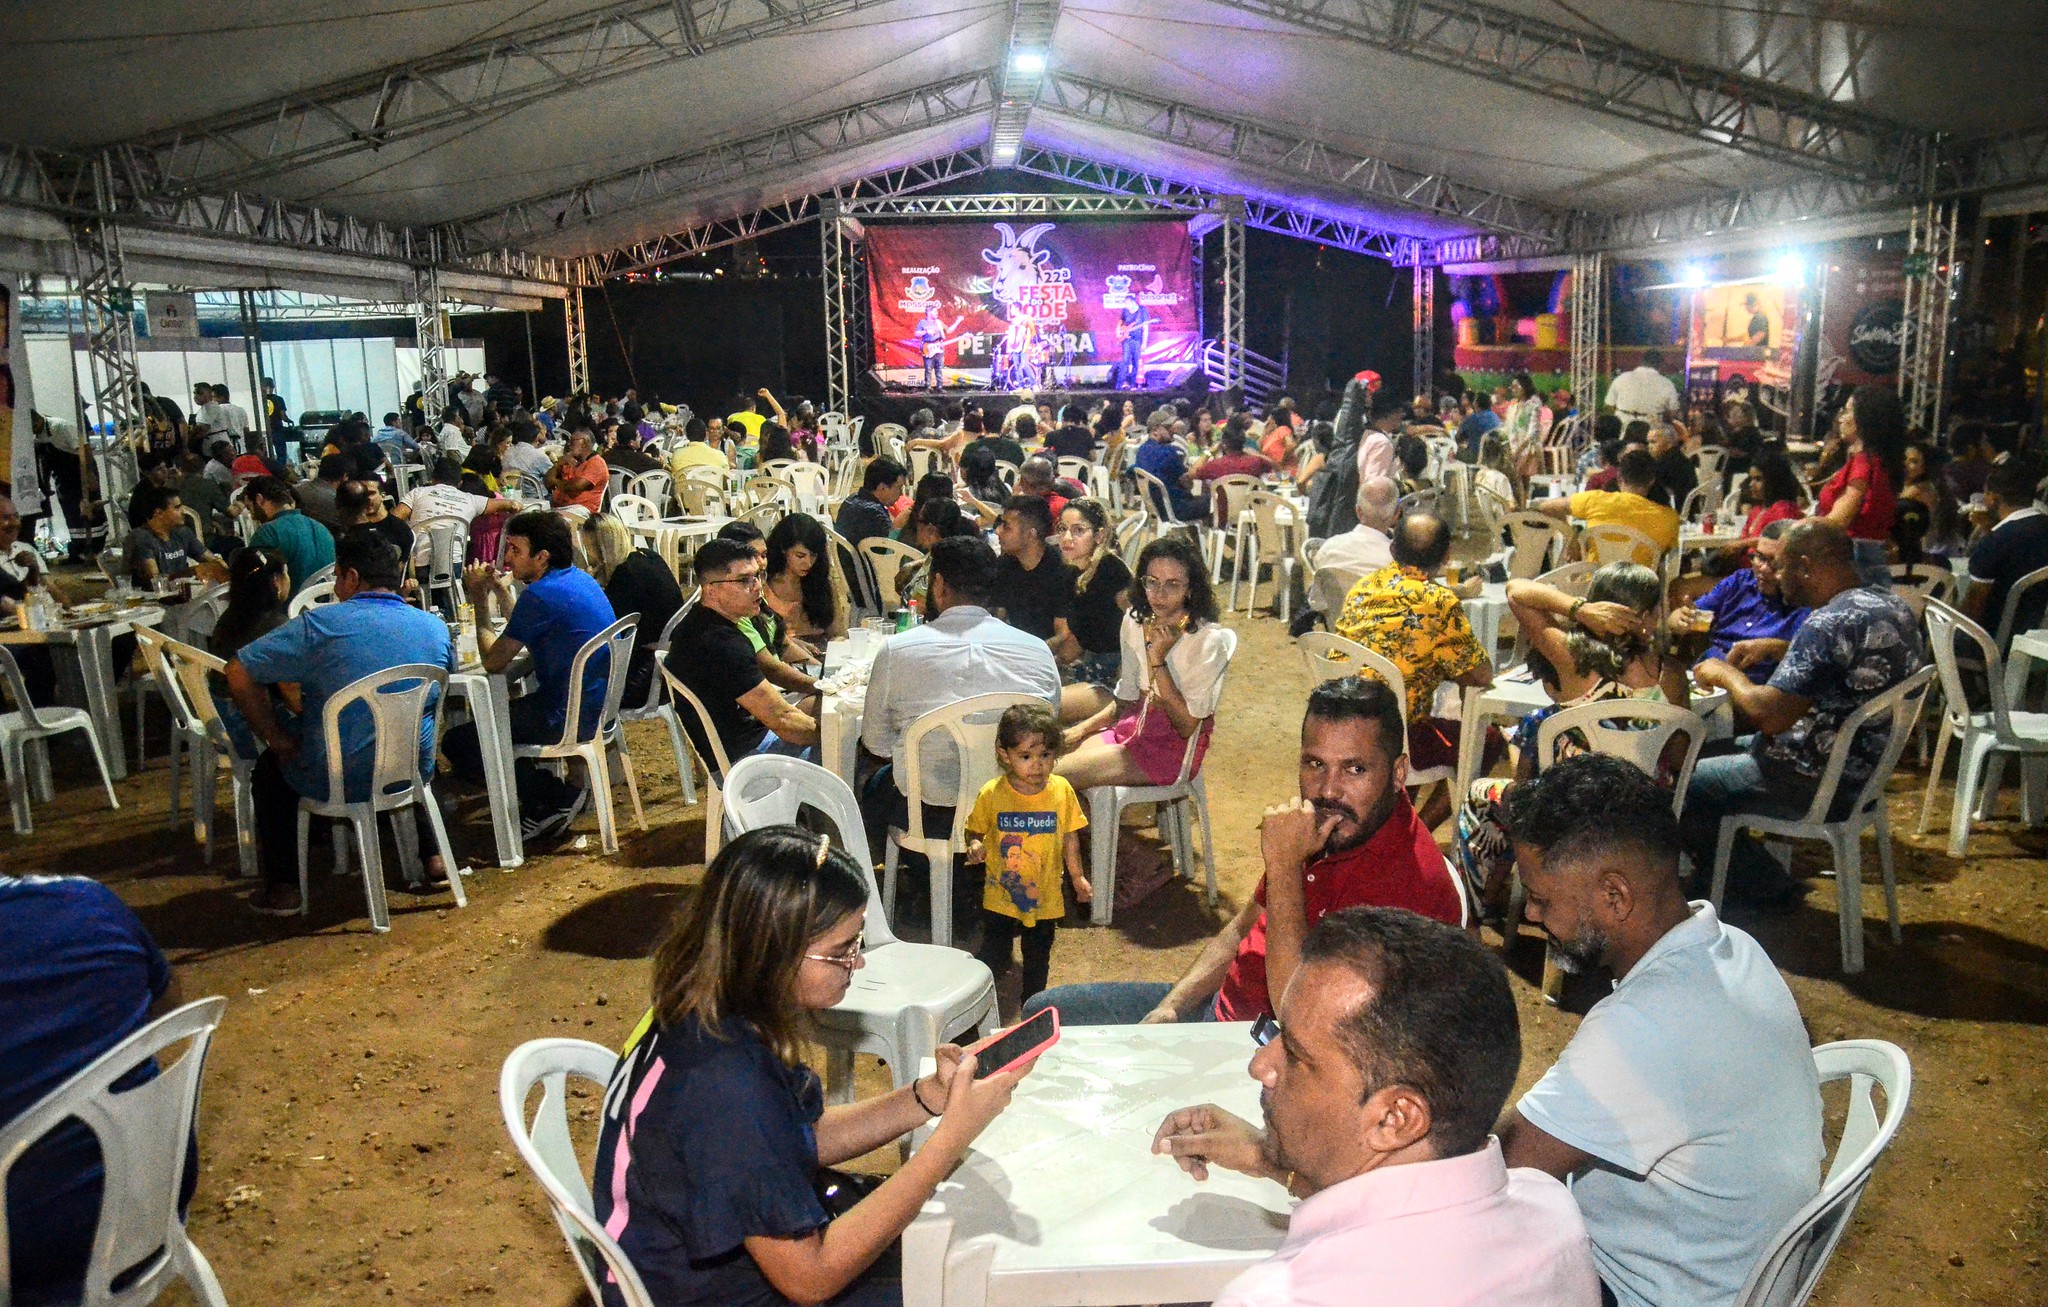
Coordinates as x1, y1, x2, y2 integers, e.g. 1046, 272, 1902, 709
520, 787, 591, 844
249, 884, 303, 916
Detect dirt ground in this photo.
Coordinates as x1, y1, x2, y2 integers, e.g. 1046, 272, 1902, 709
15, 583, 2048, 1306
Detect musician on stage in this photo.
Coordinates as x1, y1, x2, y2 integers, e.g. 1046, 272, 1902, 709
1112, 299, 1152, 389
912, 305, 963, 389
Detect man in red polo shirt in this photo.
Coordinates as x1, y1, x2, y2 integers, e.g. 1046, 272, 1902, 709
1024, 675, 1462, 1025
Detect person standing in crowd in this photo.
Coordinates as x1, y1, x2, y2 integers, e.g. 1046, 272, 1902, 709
1502, 754, 1823, 1307
30, 409, 87, 552
447, 511, 616, 841
667, 536, 820, 766
1608, 350, 1680, 429
548, 429, 609, 518
992, 495, 1076, 646
966, 702, 1091, 1008
1153, 907, 1598, 1307
1686, 520, 1922, 905
1961, 454, 2048, 638
1813, 384, 1904, 584
1032, 676, 1461, 1025
833, 457, 907, 549
225, 532, 459, 915
244, 475, 336, 595
593, 827, 1026, 1307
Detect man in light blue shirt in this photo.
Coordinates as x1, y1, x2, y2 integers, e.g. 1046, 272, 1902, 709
227, 531, 458, 917
859, 536, 1059, 840
375, 411, 421, 461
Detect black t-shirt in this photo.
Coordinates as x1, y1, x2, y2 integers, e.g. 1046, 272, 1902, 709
606, 549, 685, 667
964, 435, 1026, 469
994, 552, 1075, 639
666, 605, 769, 767
1969, 510, 2048, 639
1068, 552, 1131, 654
1042, 424, 1095, 462
1653, 448, 1698, 505
354, 515, 414, 564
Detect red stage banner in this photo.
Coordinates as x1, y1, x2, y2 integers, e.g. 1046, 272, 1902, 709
865, 218, 1199, 389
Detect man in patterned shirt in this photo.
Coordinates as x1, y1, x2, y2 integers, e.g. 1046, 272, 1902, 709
1687, 520, 1923, 906
1335, 513, 1501, 827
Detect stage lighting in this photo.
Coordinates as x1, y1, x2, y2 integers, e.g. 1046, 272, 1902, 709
993, 144, 1018, 162
1679, 265, 1708, 289
1011, 51, 1046, 74
1774, 252, 1806, 283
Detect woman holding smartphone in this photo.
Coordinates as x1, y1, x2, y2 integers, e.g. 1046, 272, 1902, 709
593, 827, 1024, 1307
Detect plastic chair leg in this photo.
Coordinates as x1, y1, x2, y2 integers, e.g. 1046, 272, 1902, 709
1832, 829, 1864, 974
295, 810, 313, 917
1873, 809, 1901, 945
659, 707, 699, 806
1948, 733, 1995, 858
233, 764, 258, 879
1708, 817, 1740, 914
2024, 755, 2048, 828
193, 740, 218, 863
177, 1233, 230, 1307
3, 736, 30, 833
166, 726, 184, 829
585, 747, 620, 855
419, 784, 466, 909
1193, 778, 1218, 907
1978, 751, 2010, 821
1089, 788, 1119, 926
354, 814, 392, 933
80, 723, 120, 813
929, 846, 953, 950
703, 783, 724, 862
1916, 715, 1954, 835
614, 740, 647, 831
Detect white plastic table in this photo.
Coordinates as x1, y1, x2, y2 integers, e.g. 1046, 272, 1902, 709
0, 602, 163, 779
627, 516, 728, 579
1461, 580, 1508, 668
904, 1023, 1289, 1307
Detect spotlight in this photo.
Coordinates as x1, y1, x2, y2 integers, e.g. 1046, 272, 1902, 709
1774, 252, 1806, 284
994, 144, 1018, 162
1011, 51, 1046, 74
1679, 265, 1708, 289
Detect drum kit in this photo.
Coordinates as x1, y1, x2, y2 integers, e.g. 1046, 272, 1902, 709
989, 319, 1071, 391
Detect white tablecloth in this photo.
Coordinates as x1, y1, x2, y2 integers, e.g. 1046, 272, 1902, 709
905, 1023, 1289, 1307
818, 636, 881, 781
0, 603, 164, 779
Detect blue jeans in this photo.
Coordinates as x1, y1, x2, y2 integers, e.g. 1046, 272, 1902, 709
752, 730, 815, 762
1679, 744, 1817, 898
1022, 982, 1220, 1025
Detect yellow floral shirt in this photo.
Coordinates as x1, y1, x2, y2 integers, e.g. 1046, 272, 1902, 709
1333, 563, 1489, 721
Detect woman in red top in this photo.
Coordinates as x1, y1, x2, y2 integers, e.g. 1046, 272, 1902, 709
1814, 384, 1905, 583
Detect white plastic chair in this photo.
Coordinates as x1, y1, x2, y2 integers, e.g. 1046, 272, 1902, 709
883, 692, 1047, 948
1534, 699, 1709, 811
1888, 561, 1955, 619
0, 645, 120, 834
784, 462, 832, 514
1502, 512, 1564, 580
722, 755, 998, 1102
301, 562, 336, 590
420, 520, 469, 614
1297, 632, 1453, 794
660, 664, 736, 862
1233, 490, 1303, 619
0, 997, 231, 1307
151, 634, 259, 878
1202, 474, 1261, 580
616, 603, 699, 808
1734, 1040, 1913, 1307
513, 616, 645, 855
857, 537, 925, 612
608, 492, 659, 528
1084, 628, 1238, 924
1915, 600, 2048, 856
1580, 520, 1664, 569
631, 469, 673, 514
294, 663, 464, 932
1055, 456, 1091, 485
1130, 467, 1189, 537
286, 579, 339, 617
1992, 564, 2048, 652
498, 1040, 657, 1307
1709, 666, 1936, 973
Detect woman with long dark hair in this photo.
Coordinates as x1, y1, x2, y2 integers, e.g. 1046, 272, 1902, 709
593, 827, 1024, 1307
1057, 535, 1233, 789
1816, 383, 1905, 582
763, 511, 849, 643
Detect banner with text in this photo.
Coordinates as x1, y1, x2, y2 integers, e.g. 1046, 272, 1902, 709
866, 218, 1199, 389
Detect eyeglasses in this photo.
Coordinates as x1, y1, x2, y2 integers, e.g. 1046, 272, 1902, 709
1250, 1013, 1281, 1047
804, 936, 866, 969
710, 572, 765, 590
1141, 576, 1188, 593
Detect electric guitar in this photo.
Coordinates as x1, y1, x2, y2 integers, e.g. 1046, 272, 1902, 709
1115, 310, 1151, 343
914, 312, 967, 358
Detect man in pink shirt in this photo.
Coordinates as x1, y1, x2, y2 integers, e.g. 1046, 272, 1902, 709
1153, 907, 1599, 1307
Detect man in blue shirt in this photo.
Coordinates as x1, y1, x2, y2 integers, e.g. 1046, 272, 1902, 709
227, 531, 458, 916
1, 875, 192, 1303
375, 410, 421, 462
1130, 417, 1202, 521
244, 474, 336, 595
1457, 389, 1502, 462
833, 456, 906, 550
446, 510, 616, 841
1672, 521, 1808, 681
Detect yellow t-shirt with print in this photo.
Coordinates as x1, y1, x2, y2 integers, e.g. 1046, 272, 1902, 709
967, 775, 1088, 928
1334, 562, 1490, 722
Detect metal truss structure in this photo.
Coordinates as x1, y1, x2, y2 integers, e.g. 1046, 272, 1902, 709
990, 0, 1061, 164
1568, 252, 1606, 420
133, 0, 893, 195
820, 198, 859, 416
1572, 172, 1907, 255
1411, 263, 1434, 401
1897, 200, 1959, 432
414, 266, 450, 416
68, 155, 147, 470
1205, 0, 1924, 184
1034, 73, 1572, 245
1219, 196, 1246, 394
564, 285, 591, 397
446, 70, 1000, 259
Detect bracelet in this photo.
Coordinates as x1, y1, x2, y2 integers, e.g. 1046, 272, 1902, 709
1567, 597, 1586, 622
911, 1076, 942, 1117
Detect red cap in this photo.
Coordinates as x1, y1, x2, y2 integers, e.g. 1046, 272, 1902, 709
1354, 369, 1383, 391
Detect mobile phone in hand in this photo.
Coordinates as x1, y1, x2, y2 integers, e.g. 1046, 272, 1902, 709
966, 1007, 1060, 1079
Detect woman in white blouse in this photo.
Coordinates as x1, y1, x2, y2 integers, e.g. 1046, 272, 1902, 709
1058, 535, 1234, 789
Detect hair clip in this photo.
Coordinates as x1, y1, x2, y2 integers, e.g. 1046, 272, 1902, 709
814, 833, 831, 869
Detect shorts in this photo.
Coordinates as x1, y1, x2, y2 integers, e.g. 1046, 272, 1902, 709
1062, 649, 1120, 690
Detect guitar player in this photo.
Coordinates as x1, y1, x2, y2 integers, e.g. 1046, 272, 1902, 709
1112, 299, 1152, 389
912, 304, 966, 389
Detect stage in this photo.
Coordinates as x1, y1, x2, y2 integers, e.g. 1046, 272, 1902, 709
853, 381, 1218, 427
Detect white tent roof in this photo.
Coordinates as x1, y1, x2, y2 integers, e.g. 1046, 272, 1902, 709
4, 0, 2045, 278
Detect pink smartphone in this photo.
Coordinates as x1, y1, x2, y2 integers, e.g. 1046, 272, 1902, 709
966, 1007, 1060, 1079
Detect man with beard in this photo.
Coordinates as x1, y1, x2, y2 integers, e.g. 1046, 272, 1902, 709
1024, 676, 1463, 1025
1500, 754, 1822, 1307
1150, 908, 1598, 1306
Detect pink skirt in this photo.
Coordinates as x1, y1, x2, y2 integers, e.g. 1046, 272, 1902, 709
1099, 703, 1214, 786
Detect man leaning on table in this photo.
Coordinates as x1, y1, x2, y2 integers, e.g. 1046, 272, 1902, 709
1499, 754, 1823, 1307
1027, 676, 1461, 1026
227, 532, 458, 916
1152, 906, 1598, 1307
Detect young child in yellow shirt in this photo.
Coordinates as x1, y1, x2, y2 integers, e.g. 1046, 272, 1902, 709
965, 703, 1091, 1006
